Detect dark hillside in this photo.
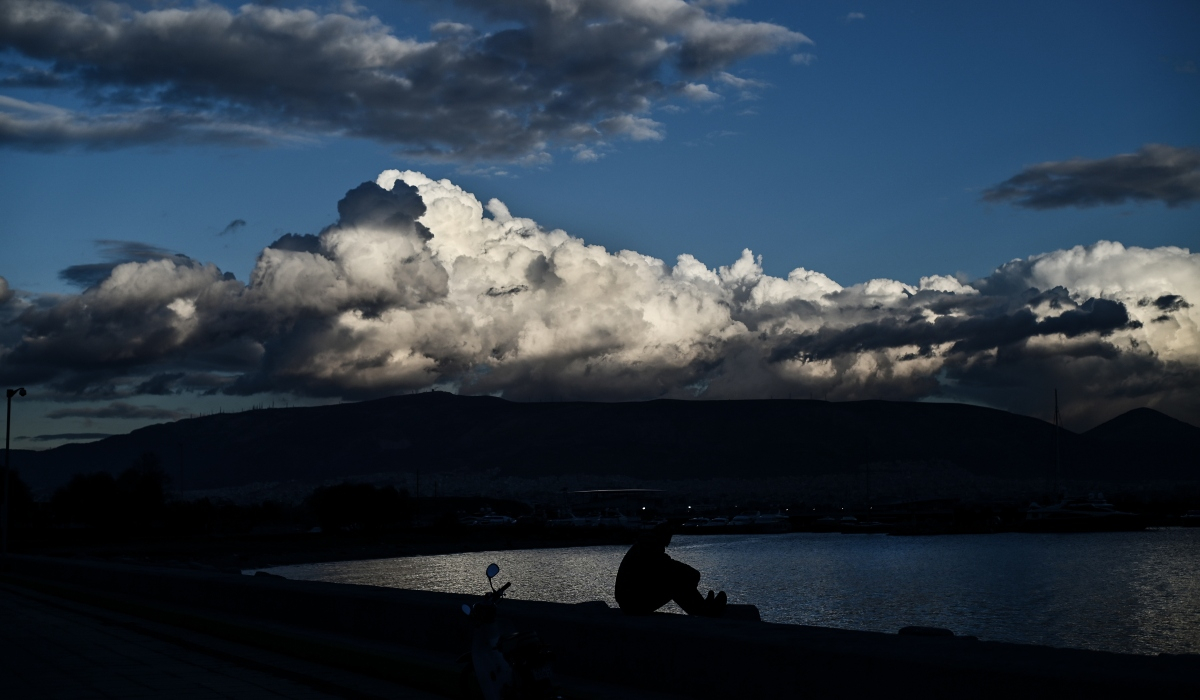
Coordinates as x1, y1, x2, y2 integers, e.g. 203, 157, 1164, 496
10, 394, 1198, 494
1086, 407, 1200, 443
1081, 407, 1200, 483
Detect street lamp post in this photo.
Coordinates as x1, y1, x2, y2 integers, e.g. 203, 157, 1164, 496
3, 387, 27, 556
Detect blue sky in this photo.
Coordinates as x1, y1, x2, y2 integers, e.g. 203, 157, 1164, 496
1, 1, 1198, 446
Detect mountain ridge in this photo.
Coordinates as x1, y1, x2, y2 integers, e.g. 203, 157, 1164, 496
1085, 407, 1200, 442
9, 395, 1197, 495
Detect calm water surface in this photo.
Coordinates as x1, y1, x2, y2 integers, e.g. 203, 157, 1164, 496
255, 529, 1200, 656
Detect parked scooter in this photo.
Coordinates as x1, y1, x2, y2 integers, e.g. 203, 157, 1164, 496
461, 563, 561, 700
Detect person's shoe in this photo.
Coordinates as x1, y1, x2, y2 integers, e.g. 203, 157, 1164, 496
710, 591, 728, 617
699, 591, 727, 617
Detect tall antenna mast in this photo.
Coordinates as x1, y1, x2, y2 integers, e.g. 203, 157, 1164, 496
1054, 389, 1061, 495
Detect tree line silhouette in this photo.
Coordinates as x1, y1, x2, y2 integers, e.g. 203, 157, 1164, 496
1, 451, 417, 548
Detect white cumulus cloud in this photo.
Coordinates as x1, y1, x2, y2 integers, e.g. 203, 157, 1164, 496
1, 171, 1197, 428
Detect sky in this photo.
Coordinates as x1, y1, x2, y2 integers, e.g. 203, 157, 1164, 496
0, 0, 1198, 449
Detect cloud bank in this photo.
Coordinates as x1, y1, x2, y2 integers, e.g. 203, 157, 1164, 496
22, 433, 113, 442
0, 0, 807, 159
1, 171, 1197, 428
45, 402, 185, 420
983, 144, 1200, 209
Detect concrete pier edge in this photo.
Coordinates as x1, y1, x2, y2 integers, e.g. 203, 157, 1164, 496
3, 554, 1198, 698
0, 582, 453, 699
1, 573, 465, 696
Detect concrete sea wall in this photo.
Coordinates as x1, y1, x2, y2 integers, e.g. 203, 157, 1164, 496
3, 554, 1198, 698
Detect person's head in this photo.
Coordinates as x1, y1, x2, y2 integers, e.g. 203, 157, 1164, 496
641, 522, 673, 549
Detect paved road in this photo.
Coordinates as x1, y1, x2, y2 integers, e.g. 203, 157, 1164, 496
0, 585, 446, 700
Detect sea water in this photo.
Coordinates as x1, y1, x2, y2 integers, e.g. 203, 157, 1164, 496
253, 528, 1200, 656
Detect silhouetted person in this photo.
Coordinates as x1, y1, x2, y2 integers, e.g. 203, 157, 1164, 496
615, 525, 727, 617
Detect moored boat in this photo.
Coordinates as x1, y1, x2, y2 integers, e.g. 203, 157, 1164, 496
1019, 493, 1146, 533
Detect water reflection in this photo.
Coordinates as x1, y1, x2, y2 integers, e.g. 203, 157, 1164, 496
255, 528, 1200, 655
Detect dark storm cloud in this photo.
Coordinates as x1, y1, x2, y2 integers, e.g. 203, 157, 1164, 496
135, 372, 184, 395
217, 219, 246, 236
939, 340, 1200, 427
982, 144, 1200, 209
770, 297, 1133, 363
267, 233, 323, 255
46, 401, 185, 420
5, 256, 247, 393
23, 433, 113, 442
58, 239, 187, 288
0, 175, 1196, 429
0, 0, 806, 159
1143, 294, 1193, 323
1146, 294, 1191, 313
58, 263, 126, 288
134, 371, 237, 396
95, 241, 179, 260
336, 180, 426, 229
0, 96, 277, 151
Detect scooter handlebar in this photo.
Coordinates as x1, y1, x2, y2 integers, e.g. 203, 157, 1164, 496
496, 581, 511, 596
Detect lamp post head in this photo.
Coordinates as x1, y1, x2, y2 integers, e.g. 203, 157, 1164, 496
6, 388, 25, 399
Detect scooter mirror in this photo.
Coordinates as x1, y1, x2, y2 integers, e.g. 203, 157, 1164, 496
486, 563, 500, 579
461, 603, 472, 616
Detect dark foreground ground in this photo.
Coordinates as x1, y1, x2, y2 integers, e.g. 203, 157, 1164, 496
0, 584, 443, 700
